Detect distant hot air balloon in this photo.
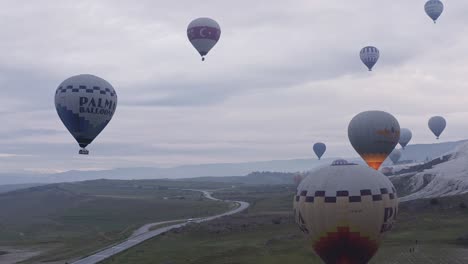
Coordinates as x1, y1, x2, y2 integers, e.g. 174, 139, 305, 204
360, 46, 380, 71
293, 159, 398, 264
313, 142, 326, 160
425, 0, 444, 23
399, 128, 412, 149
428, 116, 446, 139
348, 111, 400, 170
187, 17, 221, 61
389, 149, 402, 165
55, 74, 117, 155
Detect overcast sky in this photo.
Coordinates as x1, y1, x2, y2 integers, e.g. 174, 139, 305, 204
0, 0, 467, 173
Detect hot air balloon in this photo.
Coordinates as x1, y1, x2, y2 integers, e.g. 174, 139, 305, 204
313, 142, 326, 160
55, 74, 117, 155
348, 111, 400, 170
293, 159, 398, 264
360, 46, 379, 71
389, 149, 402, 165
399, 128, 412, 149
187, 17, 221, 61
425, 0, 444, 23
428, 116, 446, 139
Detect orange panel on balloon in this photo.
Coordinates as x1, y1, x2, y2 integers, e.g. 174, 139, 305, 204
360, 153, 389, 170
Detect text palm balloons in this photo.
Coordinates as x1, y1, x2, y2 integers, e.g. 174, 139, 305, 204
187, 18, 221, 61
399, 128, 412, 149
428, 116, 446, 139
348, 111, 400, 170
389, 149, 402, 165
360, 46, 379, 71
55, 74, 117, 155
294, 160, 398, 264
425, 0, 444, 23
313, 142, 326, 160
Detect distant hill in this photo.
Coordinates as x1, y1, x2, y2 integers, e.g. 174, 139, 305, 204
184, 171, 297, 185
0, 183, 43, 193
0, 140, 466, 186
0, 158, 334, 185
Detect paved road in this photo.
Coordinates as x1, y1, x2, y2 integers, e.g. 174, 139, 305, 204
71, 190, 249, 264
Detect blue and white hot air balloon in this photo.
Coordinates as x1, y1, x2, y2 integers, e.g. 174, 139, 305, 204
399, 128, 412, 149
55, 74, 117, 155
313, 142, 326, 160
389, 149, 402, 165
425, 0, 444, 24
428, 116, 446, 140
360, 46, 380, 71
187, 17, 221, 61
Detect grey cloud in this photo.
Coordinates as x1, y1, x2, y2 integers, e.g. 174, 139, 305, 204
0, 1, 467, 172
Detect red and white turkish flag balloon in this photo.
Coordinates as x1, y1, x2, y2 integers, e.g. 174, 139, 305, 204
187, 17, 221, 61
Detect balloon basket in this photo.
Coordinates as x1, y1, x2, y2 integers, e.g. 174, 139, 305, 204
79, 149, 89, 155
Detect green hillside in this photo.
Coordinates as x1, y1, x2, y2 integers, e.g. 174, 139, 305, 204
0, 179, 230, 263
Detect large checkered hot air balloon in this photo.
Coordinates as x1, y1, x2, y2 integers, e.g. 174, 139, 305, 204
425, 0, 444, 24
55, 74, 117, 155
360, 46, 379, 71
187, 17, 221, 61
348, 111, 400, 170
293, 159, 398, 264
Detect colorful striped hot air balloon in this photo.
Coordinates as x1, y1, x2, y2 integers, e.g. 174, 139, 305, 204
294, 159, 398, 264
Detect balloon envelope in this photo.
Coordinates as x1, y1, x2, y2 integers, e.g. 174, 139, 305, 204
425, 0, 444, 23
348, 111, 400, 170
360, 46, 379, 71
294, 160, 398, 264
389, 149, 402, 164
428, 116, 446, 139
313, 142, 326, 160
399, 128, 412, 149
187, 17, 221, 60
55, 74, 117, 154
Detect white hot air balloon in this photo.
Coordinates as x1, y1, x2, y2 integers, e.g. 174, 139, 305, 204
55, 74, 117, 155
294, 159, 398, 264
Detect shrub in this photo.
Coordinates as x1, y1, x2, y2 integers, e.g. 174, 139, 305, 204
430, 198, 439, 205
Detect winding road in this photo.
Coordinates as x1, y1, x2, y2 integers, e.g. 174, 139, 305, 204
71, 190, 249, 264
